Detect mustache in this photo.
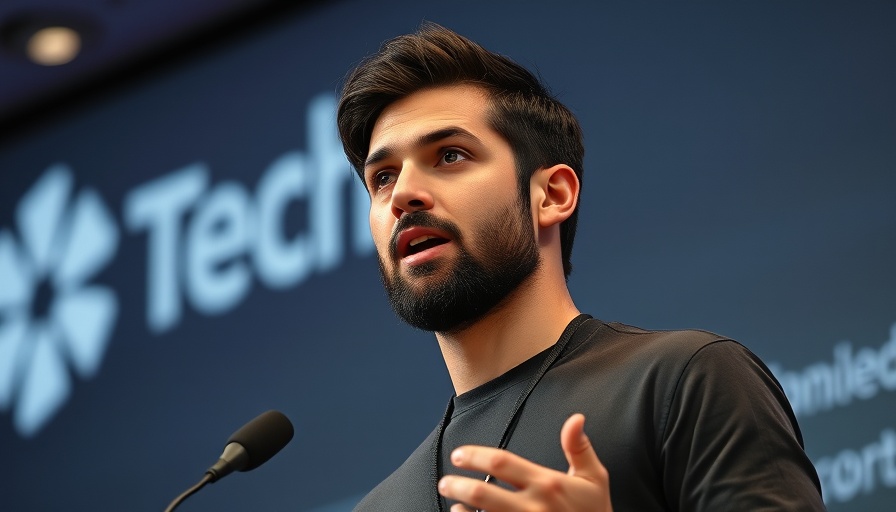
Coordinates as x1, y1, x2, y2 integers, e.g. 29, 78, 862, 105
389, 211, 463, 261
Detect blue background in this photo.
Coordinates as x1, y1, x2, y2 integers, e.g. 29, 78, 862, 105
1, 1, 894, 510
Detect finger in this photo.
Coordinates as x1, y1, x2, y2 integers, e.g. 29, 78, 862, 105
439, 475, 529, 511
449, 446, 542, 488
449, 503, 473, 512
560, 413, 607, 482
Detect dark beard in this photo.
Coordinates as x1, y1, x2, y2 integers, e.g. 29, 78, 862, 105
378, 200, 540, 333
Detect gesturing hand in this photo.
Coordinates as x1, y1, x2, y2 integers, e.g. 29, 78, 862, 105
438, 413, 612, 512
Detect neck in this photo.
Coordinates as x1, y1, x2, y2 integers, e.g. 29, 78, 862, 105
435, 269, 580, 395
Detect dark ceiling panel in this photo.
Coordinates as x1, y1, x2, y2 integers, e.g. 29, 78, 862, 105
0, 0, 324, 134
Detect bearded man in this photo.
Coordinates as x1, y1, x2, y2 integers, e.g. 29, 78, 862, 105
336, 23, 825, 512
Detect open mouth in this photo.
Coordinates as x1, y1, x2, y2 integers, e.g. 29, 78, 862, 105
405, 234, 449, 257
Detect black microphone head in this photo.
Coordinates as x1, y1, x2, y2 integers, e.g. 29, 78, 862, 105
226, 410, 294, 471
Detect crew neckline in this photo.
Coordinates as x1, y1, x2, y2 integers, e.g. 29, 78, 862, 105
451, 344, 554, 416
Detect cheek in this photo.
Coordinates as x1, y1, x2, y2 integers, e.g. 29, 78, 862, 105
369, 209, 393, 255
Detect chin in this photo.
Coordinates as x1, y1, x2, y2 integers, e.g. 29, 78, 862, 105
403, 259, 445, 278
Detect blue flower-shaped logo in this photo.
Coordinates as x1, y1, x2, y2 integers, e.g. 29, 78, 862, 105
0, 164, 119, 437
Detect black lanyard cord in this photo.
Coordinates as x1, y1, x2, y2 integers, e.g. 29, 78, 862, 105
430, 314, 592, 512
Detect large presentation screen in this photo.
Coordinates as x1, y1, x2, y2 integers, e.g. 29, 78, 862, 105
2, 1, 894, 510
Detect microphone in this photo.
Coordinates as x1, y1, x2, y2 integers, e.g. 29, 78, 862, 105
164, 410, 294, 512
207, 409, 295, 480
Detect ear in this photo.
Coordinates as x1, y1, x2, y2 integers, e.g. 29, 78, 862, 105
531, 164, 579, 228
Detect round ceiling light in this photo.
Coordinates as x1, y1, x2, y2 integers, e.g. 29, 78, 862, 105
26, 26, 81, 66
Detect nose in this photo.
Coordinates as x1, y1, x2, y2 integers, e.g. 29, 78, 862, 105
390, 164, 434, 219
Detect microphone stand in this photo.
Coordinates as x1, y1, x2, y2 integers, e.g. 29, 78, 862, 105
164, 473, 213, 512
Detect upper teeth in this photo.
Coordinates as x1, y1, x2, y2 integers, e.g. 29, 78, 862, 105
409, 235, 436, 247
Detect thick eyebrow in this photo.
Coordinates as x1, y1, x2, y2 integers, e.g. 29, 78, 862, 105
364, 127, 480, 170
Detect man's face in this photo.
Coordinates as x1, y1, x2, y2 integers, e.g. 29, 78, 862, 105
364, 84, 540, 333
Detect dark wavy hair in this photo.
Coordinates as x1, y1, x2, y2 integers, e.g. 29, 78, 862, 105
337, 22, 584, 278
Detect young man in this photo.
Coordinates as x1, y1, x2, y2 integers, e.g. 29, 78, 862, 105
337, 23, 825, 511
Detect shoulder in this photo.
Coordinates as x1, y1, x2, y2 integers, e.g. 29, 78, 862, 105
566, 319, 785, 434
353, 427, 437, 511
599, 319, 732, 353
570, 317, 749, 376
591, 319, 780, 407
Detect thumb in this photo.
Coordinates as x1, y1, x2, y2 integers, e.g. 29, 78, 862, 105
561, 413, 606, 482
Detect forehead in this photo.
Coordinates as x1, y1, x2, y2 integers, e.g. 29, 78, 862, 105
369, 84, 494, 150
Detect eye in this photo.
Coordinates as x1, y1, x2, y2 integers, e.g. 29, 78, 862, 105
440, 149, 468, 165
370, 170, 397, 192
